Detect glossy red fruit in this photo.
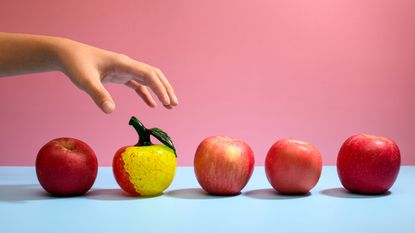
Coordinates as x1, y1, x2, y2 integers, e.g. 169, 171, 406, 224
194, 136, 255, 195
36, 137, 98, 196
337, 134, 401, 194
265, 139, 323, 194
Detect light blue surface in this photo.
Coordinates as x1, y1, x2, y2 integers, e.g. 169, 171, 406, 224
0, 166, 414, 233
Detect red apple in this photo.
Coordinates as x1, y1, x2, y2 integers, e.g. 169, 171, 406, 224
194, 136, 255, 195
36, 137, 98, 196
265, 139, 323, 194
337, 134, 401, 194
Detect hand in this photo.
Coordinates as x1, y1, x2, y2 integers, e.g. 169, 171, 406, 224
54, 38, 178, 113
0, 32, 178, 114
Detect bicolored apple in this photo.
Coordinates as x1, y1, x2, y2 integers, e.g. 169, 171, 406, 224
112, 117, 176, 196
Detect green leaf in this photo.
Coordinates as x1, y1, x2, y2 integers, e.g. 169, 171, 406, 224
150, 127, 177, 157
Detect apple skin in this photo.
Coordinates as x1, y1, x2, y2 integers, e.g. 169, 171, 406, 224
265, 139, 323, 194
112, 145, 176, 196
337, 134, 401, 194
194, 136, 255, 195
36, 137, 98, 196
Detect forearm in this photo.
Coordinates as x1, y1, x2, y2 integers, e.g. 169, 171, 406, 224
0, 32, 178, 112
0, 32, 63, 77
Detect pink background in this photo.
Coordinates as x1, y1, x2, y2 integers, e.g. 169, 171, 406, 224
0, 0, 414, 166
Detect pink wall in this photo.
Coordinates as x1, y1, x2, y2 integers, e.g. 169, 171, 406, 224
1, 0, 414, 166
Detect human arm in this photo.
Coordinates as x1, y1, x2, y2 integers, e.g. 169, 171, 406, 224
0, 32, 178, 113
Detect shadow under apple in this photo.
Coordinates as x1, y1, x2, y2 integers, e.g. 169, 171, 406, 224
0, 184, 58, 202
320, 187, 391, 198
243, 188, 311, 200
165, 188, 238, 199
85, 188, 161, 201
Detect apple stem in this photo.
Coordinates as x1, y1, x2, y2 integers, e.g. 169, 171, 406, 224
129, 116, 152, 147
128, 116, 177, 157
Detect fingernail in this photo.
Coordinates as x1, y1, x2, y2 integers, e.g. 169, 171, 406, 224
164, 94, 171, 106
172, 95, 179, 105
102, 100, 115, 113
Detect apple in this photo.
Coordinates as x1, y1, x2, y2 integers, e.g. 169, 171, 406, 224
112, 116, 177, 196
337, 134, 401, 194
36, 137, 98, 196
112, 145, 176, 196
265, 139, 323, 194
194, 136, 255, 195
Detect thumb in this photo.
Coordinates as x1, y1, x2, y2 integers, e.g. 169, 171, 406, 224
83, 79, 115, 114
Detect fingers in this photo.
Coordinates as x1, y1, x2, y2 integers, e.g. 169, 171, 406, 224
126, 80, 157, 108
154, 68, 179, 107
116, 56, 178, 109
82, 76, 116, 114
142, 69, 171, 106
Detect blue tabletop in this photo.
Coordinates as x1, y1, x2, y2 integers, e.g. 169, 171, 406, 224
0, 166, 414, 233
